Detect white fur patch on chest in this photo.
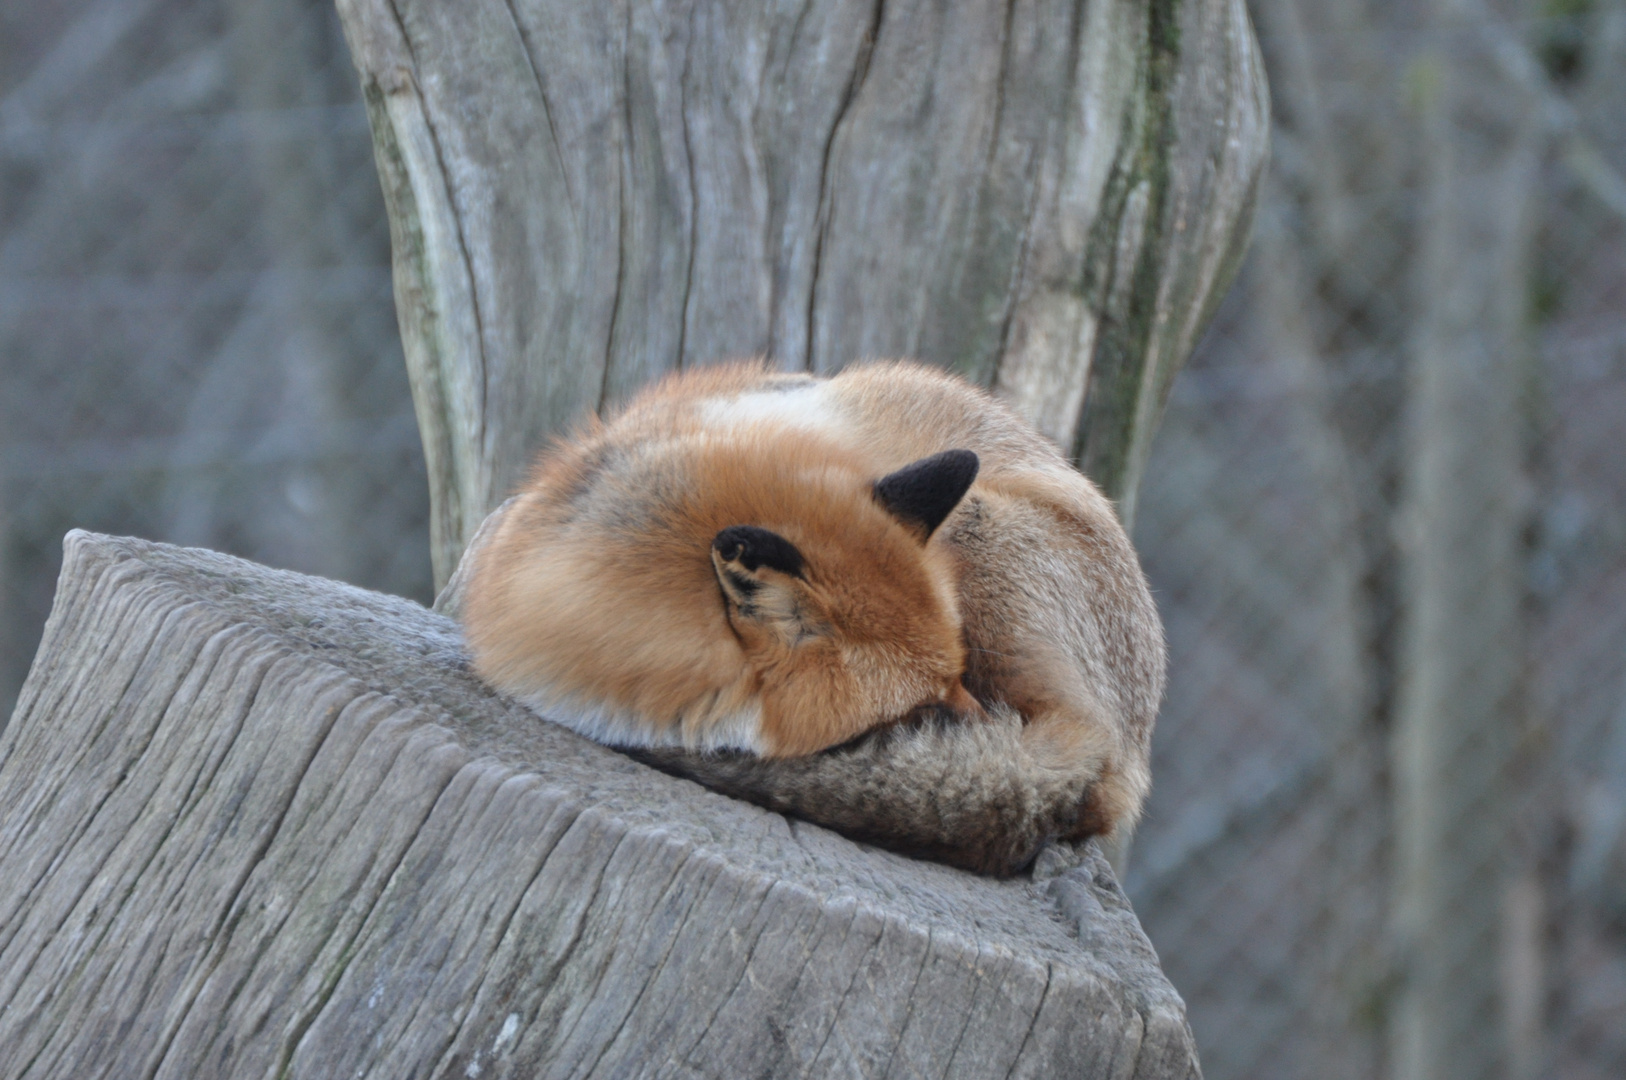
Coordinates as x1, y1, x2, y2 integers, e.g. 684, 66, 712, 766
697, 382, 847, 439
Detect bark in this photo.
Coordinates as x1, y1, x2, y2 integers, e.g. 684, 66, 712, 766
0, 530, 1200, 1079
334, 0, 1270, 588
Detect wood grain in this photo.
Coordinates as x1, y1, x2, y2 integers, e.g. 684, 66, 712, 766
335, 0, 1269, 587
0, 531, 1198, 1078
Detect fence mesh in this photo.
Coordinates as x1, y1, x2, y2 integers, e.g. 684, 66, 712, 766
2, 1, 1624, 1078
1125, 4, 1626, 1079
0, 0, 432, 723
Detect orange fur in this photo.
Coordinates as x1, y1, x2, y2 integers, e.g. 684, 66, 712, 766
462, 365, 973, 757
463, 359, 1166, 851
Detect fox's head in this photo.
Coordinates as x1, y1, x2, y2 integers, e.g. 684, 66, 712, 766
709, 449, 983, 756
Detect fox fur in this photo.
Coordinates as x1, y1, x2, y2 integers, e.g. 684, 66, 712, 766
461, 360, 1166, 875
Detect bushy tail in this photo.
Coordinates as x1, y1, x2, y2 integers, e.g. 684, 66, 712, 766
627, 704, 1102, 876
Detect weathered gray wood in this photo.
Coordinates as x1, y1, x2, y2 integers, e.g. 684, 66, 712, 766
0, 530, 1198, 1079
336, 0, 1269, 587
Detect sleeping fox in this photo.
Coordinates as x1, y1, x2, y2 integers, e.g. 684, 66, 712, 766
461, 360, 1165, 875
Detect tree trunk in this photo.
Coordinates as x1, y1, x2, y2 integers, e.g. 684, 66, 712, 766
0, 530, 1199, 1079
334, 0, 1270, 588
1390, 6, 1540, 1079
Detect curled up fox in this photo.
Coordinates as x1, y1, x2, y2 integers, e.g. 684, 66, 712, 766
461, 360, 1166, 875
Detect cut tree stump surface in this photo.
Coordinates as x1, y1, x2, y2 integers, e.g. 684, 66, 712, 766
0, 531, 1198, 1079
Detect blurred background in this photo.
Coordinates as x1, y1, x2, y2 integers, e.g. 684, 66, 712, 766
1, 1, 1622, 1078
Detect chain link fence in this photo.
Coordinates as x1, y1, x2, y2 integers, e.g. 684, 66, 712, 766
1125, 3, 1626, 1079
3, 1, 1624, 1079
0, 0, 432, 722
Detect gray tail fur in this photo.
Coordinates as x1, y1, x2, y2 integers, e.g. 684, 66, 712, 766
626, 704, 1095, 877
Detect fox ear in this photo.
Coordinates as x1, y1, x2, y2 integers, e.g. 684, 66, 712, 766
712, 525, 804, 577
872, 449, 979, 541
712, 526, 823, 645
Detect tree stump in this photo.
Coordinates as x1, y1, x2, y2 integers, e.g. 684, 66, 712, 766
0, 531, 1198, 1078
335, 0, 1270, 588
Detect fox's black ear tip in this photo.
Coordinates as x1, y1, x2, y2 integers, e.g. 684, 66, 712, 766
712, 525, 805, 577
712, 525, 749, 562
937, 449, 979, 484
873, 449, 980, 539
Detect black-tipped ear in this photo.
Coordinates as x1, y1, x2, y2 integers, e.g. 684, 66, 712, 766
872, 449, 979, 540
713, 525, 805, 578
